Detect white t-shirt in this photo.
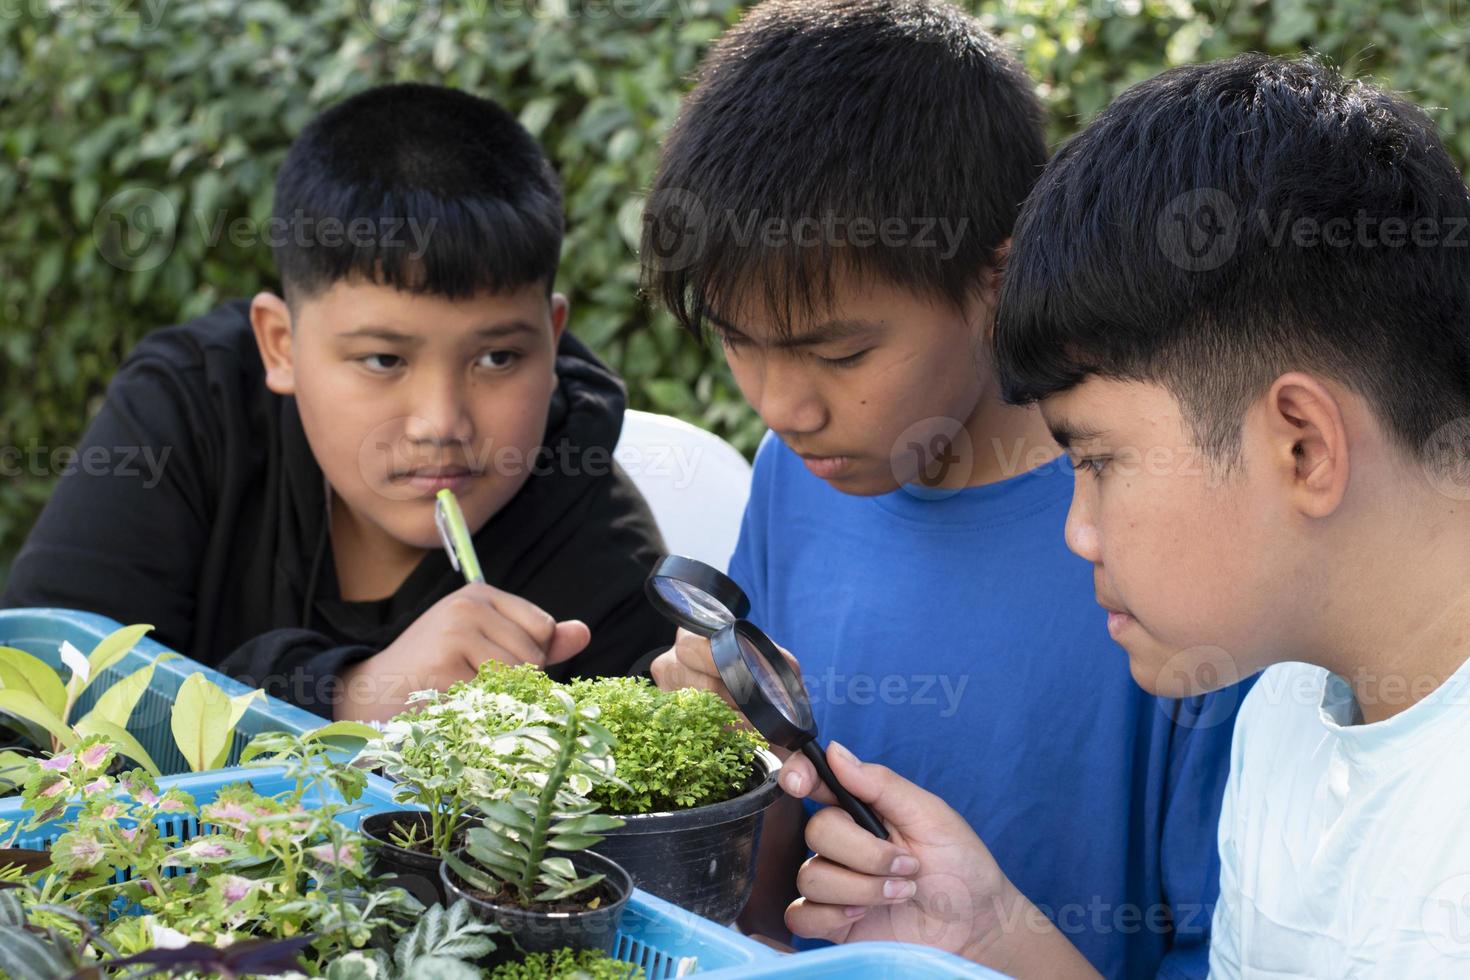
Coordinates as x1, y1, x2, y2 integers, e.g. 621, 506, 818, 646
1210, 658, 1470, 977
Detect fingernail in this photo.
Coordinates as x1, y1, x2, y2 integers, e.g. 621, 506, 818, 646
844, 906, 868, 919
883, 879, 916, 900
780, 770, 806, 795
890, 855, 920, 876
830, 740, 857, 765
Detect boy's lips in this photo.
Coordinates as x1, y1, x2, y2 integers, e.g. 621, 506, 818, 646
391, 466, 483, 494
799, 453, 856, 479
1097, 597, 1136, 638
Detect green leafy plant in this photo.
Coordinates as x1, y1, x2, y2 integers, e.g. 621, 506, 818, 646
0, 724, 455, 976
470, 665, 768, 814
446, 690, 626, 909
324, 899, 502, 980
0, 624, 263, 783
489, 947, 646, 980
360, 686, 552, 858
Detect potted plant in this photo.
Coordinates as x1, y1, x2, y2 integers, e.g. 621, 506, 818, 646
357, 686, 551, 907
441, 690, 633, 959
468, 666, 781, 923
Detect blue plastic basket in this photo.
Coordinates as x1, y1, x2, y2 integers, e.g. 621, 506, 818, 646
704, 942, 1011, 978
0, 608, 324, 776
0, 765, 778, 976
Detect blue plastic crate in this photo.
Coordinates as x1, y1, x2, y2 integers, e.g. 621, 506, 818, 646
0, 764, 778, 976
704, 942, 1011, 978
0, 608, 324, 776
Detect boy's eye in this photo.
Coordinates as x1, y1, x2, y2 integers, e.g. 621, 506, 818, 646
819, 349, 871, 368
357, 353, 404, 372
1069, 455, 1110, 478
477, 350, 521, 369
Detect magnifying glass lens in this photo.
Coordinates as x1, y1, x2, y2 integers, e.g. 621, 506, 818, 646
654, 578, 737, 633
736, 631, 802, 724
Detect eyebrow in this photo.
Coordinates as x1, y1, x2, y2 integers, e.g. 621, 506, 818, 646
336, 322, 540, 345
703, 309, 879, 350
1046, 419, 1108, 449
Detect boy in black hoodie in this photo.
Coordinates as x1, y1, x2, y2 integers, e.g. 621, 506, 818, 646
2, 84, 673, 722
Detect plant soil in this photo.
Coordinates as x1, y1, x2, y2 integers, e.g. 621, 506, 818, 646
459, 877, 621, 916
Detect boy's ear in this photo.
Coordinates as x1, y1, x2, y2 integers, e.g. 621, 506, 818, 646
987, 237, 1011, 297
250, 291, 296, 396
975, 237, 1011, 342
549, 292, 570, 391
1264, 372, 1351, 519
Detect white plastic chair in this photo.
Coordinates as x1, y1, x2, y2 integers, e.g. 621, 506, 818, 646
613, 410, 753, 571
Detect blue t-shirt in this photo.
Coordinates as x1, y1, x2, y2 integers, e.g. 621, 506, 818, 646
729, 434, 1250, 980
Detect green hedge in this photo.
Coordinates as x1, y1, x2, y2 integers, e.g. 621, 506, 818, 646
3, 0, 1467, 583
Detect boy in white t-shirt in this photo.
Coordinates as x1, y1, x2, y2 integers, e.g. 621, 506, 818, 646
765, 53, 1470, 978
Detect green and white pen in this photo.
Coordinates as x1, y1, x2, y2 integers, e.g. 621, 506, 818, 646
434, 488, 484, 584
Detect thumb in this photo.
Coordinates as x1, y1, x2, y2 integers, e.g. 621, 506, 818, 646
825, 741, 953, 835
544, 620, 592, 666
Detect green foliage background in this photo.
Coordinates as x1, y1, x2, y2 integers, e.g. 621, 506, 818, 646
2, 0, 1468, 584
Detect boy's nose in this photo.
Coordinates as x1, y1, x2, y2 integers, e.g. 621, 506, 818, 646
404, 381, 475, 447
1064, 492, 1101, 562
753, 362, 826, 437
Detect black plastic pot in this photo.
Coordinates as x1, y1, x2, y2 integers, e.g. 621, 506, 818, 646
360, 810, 453, 908
591, 749, 782, 924
441, 849, 633, 958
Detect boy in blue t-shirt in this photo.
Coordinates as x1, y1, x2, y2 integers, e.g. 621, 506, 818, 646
639, 1, 1246, 976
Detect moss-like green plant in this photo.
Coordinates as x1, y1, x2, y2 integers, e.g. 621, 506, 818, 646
489, 948, 645, 980
467, 665, 767, 815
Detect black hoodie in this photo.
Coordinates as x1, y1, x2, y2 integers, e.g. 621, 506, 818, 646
2, 300, 674, 716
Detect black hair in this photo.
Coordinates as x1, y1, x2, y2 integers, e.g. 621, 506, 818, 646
995, 53, 1470, 466
641, 0, 1047, 338
271, 82, 563, 304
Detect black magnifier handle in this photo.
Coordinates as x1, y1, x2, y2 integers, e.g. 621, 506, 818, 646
799, 740, 889, 841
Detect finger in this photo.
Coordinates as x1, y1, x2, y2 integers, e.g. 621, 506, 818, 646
473, 584, 558, 652
777, 643, 803, 677
466, 608, 549, 667
544, 620, 591, 666
805, 807, 918, 878
784, 897, 863, 943
796, 854, 916, 907
823, 741, 950, 833
651, 649, 712, 693
672, 628, 719, 677
777, 753, 833, 804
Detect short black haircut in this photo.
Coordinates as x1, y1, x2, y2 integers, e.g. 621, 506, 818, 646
641, 0, 1046, 338
995, 54, 1470, 467
271, 82, 563, 305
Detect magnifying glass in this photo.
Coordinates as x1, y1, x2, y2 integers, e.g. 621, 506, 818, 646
645, 556, 888, 840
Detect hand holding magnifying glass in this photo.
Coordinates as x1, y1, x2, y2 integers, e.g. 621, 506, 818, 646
645, 556, 889, 840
